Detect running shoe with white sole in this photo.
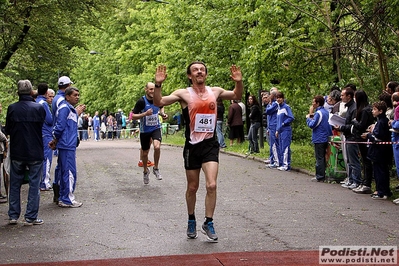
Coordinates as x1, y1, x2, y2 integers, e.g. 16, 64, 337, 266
143, 171, 150, 185
8, 219, 18, 225
58, 200, 83, 208
153, 168, 162, 180
371, 194, 388, 200
201, 221, 218, 242
187, 220, 198, 239
353, 185, 372, 194
24, 218, 44, 226
277, 166, 290, 171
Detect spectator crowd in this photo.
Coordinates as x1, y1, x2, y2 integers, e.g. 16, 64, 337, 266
2, 74, 399, 229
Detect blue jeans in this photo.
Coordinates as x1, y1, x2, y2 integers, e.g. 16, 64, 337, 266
248, 122, 261, 153
216, 121, 226, 148
116, 125, 122, 139
8, 160, 42, 221
346, 143, 362, 184
82, 130, 88, 141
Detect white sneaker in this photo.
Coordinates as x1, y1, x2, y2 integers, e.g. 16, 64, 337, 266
71, 200, 83, 208
353, 185, 372, 194
277, 166, 290, 171
340, 177, 349, 184
58, 200, 83, 208
347, 183, 359, 189
153, 168, 162, 180
371, 194, 388, 200
341, 181, 352, 188
143, 171, 150, 184
8, 219, 18, 225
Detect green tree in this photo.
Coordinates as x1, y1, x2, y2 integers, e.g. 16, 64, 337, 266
0, 0, 114, 121
5, 0, 396, 143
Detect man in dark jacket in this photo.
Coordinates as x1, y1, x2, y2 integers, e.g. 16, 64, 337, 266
5, 80, 46, 225
335, 86, 362, 189
227, 100, 243, 146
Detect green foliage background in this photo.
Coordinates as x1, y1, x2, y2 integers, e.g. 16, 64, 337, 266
2, 0, 399, 144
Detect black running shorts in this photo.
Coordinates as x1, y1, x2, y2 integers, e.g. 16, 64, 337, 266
183, 138, 219, 170
140, 128, 162, 151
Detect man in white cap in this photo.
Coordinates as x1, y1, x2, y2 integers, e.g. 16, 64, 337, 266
51, 76, 73, 203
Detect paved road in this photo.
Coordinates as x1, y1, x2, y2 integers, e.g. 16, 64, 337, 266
0, 139, 398, 264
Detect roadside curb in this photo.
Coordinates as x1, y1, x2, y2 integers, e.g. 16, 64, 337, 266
163, 143, 313, 176
222, 149, 313, 176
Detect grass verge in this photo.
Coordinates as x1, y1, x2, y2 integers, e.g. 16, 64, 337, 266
163, 132, 399, 200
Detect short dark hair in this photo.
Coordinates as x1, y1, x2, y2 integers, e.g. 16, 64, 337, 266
387, 81, 399, 93
378, 92, 393, 108
37, 83, 48, 96
372, 101, 387, 114
342, 88, 354, 99
186, 61, 207, 75
392, 92, 399, 102
330, 85, 340, 92
58, 84, 70, 90
344, 83, 357, 91
275, 92, 284, 99
65, 87, 79, 96
314, 95, 324, 106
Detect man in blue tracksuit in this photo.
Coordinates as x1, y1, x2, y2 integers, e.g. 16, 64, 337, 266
306, 96, 333, 181
36, 83, 53, 191
49, 87, 85, 208
51, 76, 72, 202
275, 92, 295, 171
92, 111, 100, 141
265, 89, 279, 168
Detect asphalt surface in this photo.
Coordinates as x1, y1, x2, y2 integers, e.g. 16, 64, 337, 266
0, 138, 398, 265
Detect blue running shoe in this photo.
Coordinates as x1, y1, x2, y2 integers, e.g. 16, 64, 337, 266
201, 221, 218, 242
187, 220, 198, 239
